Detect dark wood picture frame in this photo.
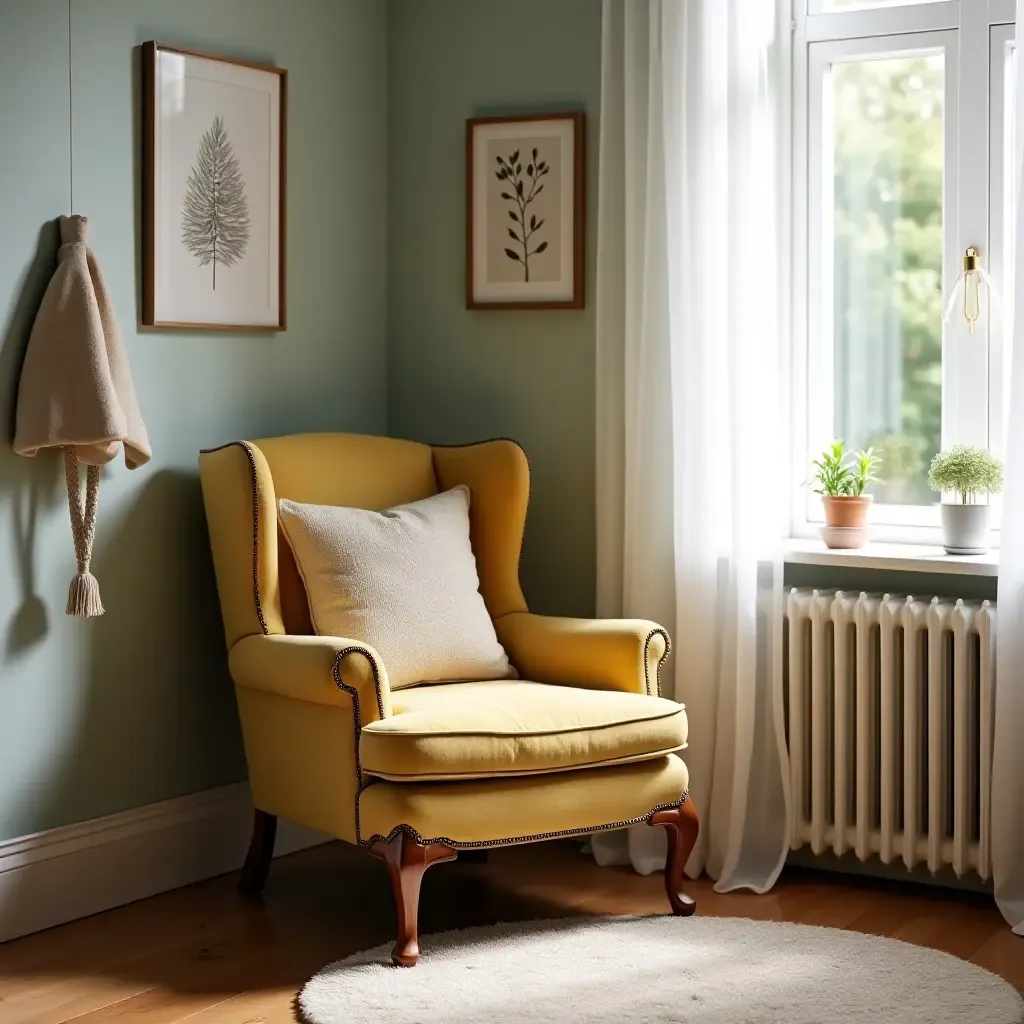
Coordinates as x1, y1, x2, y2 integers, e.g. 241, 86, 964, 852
466, 111, 585, 310
142, 41, 288, 331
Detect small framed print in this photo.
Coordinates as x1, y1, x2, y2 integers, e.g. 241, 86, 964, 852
466, 112, 585, 310
142, 42, 287, 330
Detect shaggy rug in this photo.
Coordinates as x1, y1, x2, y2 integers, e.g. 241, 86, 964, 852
299, 916, 1024, 1023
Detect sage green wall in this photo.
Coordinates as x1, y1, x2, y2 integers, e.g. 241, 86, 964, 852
0, 0, 387, 841
387, 0, 603, 617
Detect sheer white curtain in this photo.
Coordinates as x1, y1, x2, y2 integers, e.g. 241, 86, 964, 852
993, 7, 1024, 937
593, 0, 791, 890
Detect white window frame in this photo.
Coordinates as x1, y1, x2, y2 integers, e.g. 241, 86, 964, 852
791, 0, 1015, 545
990, 22, 1015, 460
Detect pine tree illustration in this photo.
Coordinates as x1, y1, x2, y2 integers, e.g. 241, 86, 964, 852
181, 115, 250, 290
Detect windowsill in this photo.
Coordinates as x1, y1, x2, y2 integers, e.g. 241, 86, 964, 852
783, 538, 999, 577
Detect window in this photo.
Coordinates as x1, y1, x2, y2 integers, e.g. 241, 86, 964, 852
793, 0, 1016, 541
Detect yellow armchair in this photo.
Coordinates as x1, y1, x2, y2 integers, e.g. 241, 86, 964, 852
199, 433, 697, 966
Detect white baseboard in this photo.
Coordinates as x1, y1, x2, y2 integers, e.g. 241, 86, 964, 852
0, 784, 329, 943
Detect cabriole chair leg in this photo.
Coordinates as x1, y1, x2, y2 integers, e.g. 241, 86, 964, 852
239, 809, 277, 895
649, 797, 700, 916
371, 832, 457, 966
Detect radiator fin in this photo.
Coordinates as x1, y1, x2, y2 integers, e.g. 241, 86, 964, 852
786, 589, 996, 879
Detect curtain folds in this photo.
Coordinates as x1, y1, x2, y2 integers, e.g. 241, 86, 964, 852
993, 6, 1024, 937
594, 0, 791, 891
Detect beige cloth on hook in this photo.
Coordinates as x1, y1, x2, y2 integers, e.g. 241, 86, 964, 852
13, 214, 151, 617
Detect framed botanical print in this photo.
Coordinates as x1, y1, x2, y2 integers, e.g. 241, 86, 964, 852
142, 42, 287, 330
466, 112, 585, 309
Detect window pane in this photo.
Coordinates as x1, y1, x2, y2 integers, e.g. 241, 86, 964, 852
831, 54, 943, 505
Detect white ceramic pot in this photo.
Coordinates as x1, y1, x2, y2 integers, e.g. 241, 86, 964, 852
939, 503, 991, 555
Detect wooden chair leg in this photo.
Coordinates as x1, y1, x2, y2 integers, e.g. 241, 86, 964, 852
239, 809, 277, 895
649, 797, 700, 916
371, 832, 457, 966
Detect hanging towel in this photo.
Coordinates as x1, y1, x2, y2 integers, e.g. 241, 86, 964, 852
13, 214, 151, 617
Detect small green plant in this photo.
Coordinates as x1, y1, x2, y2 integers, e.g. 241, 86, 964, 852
928, 445, 1004, 504
810, 440, 882, 497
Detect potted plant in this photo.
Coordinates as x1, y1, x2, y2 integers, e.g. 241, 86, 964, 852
928, 445, 1004, 555
810, 440, 882, 549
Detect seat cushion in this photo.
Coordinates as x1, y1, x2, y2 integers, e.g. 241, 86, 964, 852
359, 680, 687, 781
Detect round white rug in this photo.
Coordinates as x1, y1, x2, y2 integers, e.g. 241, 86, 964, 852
300, 916, 1024, 1023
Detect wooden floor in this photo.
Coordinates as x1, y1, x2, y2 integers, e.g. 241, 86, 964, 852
0, 839, 1019, 1023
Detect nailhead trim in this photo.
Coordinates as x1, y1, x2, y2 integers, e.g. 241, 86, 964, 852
200, 440, 269, 636
331, 644, 390, 843
644, 626, 672, 697
359, 791, 690, 850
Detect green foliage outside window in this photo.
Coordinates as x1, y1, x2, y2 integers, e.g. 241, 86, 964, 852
832, 55, 943, 506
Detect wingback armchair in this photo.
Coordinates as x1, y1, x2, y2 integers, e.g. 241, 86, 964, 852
199, 433, 698, 965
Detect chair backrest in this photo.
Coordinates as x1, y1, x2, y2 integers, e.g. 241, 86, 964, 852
199, 432, 529, 648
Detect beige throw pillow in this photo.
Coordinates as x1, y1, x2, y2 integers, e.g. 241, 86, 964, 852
278, 485, 514, 689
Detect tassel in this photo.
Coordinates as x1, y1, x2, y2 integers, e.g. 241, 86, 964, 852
66, 572, 105, 618
63, 447, 105, 618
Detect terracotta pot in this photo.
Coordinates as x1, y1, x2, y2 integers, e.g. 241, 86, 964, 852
822, 495, 873, 528
821, 495, 872, 550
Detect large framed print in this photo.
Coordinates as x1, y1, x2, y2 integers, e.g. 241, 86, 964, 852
142, 42, 287, 330
466, 112, 585, 310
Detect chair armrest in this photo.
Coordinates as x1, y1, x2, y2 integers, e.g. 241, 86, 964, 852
494, 612, 670, 696
229, 634, 392, 724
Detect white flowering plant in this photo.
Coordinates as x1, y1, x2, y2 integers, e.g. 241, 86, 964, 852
927, 445, 1004, 505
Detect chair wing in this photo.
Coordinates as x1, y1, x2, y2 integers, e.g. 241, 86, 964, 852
432, 439, 529, 621
199, 433, 436, 646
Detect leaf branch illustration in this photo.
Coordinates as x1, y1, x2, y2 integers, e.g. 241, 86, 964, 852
181, 115, 250, 290
496, 147, 550, 282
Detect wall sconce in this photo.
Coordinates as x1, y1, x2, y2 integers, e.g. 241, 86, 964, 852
943, 246, 1000, 335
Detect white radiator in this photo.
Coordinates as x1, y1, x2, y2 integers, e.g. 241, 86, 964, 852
785, 588, 996, 879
